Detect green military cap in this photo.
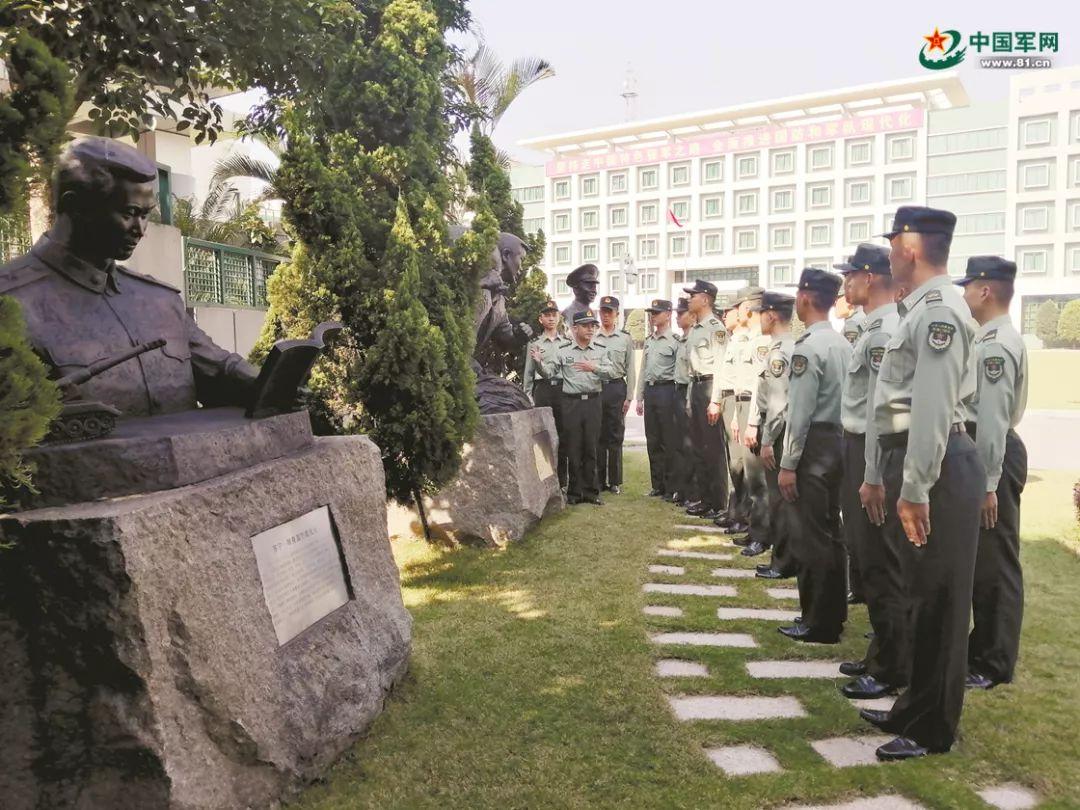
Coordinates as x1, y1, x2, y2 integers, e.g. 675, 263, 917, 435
879, 205, 957, 239
955, 256, 1017, 286
540, 298, 559, 313
834, 243, 891, 276
572, 308, 600, 325
598, 295, 620, 310
644, 298, 672, 312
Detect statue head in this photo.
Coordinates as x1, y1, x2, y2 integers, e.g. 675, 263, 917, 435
498, 232, 527, 287
53, 138, 158, 264
565, 263, 599, 306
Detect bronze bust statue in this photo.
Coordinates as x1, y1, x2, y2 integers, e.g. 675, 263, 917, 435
0, 138, 258, 419
561, 263, 599, 325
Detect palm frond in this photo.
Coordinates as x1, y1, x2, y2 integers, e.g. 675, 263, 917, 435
210, 154, 279, 189
491, 57, 554, 127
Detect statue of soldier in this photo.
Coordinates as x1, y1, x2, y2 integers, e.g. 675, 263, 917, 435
474, 232, 533, 376
0, 138, 258, 416
561, 263, 599, 325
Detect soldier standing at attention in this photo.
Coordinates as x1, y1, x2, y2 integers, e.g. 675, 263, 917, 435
523, 299, 570, 490
777, 268, 852, 645
596, 296, 635, 495
531, 309, 615, 505
714, 290, 752, 527
957, 257, 1029, 691
684, 280, 729, 519
671, 297, 698, 506
858, 206, 981, 762
727, 287, 769, 538
834, 245, 910, 700
634, 299, 680, 498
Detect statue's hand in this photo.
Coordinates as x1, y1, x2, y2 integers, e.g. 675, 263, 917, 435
518, 322, 534, 339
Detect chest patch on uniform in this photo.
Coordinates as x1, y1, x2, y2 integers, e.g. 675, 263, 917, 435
791, 355, 808, 376
984, 355, 1005, 382
927, 321, 956, 351
844, 330, 859, 345
755, 344, 769, 361
925, 289, 943, 304
869, 346, 886, 371
770, 356, 788, 377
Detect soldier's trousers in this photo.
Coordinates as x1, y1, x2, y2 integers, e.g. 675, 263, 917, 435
840, 436, 865, 600
842, 432, 910, 687
690, 380, 729, 512
722, 394, 745, 516
533, 381, 568, 488
765, 427, 798, 576
738, 398, 769, 540
598, 379, 628, 489
880, 429, 982, 752
784, 423, 846, 635
562, 392, 602, 502
673, 383, 698, 501
643, 381, 680, 495
968, 427, 1027, 684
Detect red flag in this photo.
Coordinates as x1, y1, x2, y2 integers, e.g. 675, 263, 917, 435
667, 208, 684, 228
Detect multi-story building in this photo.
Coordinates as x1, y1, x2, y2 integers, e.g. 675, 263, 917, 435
516, 67, 1080, 334
510, 162, 547, 238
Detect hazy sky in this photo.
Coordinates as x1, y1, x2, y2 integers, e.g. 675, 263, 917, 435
462, 0, 1080, 163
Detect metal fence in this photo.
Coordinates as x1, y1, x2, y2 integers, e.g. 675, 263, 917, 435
183, 238, 285, 308
0, 212, 31, 264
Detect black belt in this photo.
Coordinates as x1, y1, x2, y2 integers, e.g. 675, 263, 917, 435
691, 374, 713, 382
602, 377, 627, 385
720, 389, 735, 398
964, 420, 977, 438
880, 422, 965, 451
646, 379, 675, 387
563, 391, 600, 400
843, 430, 865, 439
809, 421, 842, 431
735, 393, 751, 402
537, 379, 559, 386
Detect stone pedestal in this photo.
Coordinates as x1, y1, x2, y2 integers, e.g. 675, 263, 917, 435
389, 408, 563, 546
0, 411, 410, 809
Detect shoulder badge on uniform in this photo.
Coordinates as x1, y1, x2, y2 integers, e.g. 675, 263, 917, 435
869, 346, 885, 371
867, 319, 882, 332
794, 333, 809, 345
984, 355, 1005, 383
925, 289, 943, 305
770, 356, 788, 377
791, 354, 808, 376
978, 328, 998, 344
927, 321, 956, 351
620, 329, 631, 336
755, 344, 769, 361
843, 329, 859, 346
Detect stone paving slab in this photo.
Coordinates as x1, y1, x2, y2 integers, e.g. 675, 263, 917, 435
655, 659, 709, 678
766, 588, 800, 600
717, 607, 801, 621
657, 548, 733, 561
786, 797, 926, 810
650, 632, 757, 648
976, 784, 1040, 809
710, 567, 758, 579
643, 605, 683, 617
747, 661, 845, 679
648, 564, 686, 576
850, 696, 898, 712
674, 524, 727, 533
810, 735, 893, 767
643, 583, 737, 598
705, 744, 782, 775
667, 694, 806, 721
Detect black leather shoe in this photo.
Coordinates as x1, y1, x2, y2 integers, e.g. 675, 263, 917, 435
702, 509, 724, 519
583, 497, 604, 506
876, 737, 936, 761
778, 624, 840, 644
609, 485, 621, 495
858, 709, 893, 730
741, 541, 768, 557
966, 671, 996, 690
847, 591, 865, 605
686, 503, 711, 516
712, 513, 735, 528
723, 521, 750, 535
682, 500, 701, 511
566, 496, 581, 505
841, 674, 898, 699
756, 568, 784, 580
839, 660, 867, 677
648, 488, 663, 497
666, 491, 680, 502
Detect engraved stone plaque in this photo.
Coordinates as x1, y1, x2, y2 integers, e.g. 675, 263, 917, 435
532, 431, 555, 480
251, 506, 350, 645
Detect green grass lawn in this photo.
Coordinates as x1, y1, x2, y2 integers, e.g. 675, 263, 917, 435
293, 455, 1080, 809
1028, 350, 1080, 410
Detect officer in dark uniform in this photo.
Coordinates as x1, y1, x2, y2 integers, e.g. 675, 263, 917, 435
523, 299, 570, 489
634, 298, 680, 497
596, 296, 635, 494
859, 206, 982, 761
531, 309, 615, 505
958, 257, 1029, 690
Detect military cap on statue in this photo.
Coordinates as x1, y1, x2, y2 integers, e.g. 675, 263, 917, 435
572, 308, 600, 325
879, 205, 957, 239
644, 298, 672, 312
750, 291, 796, 315
955, 256, 1018, 286
834, 243, 891, 276
683, 279, 718, 297
598, 295, 620, 310
67, 137, 158, 181
540, 299, 559, 313
566, 263, 600, 286
795, 267, 843, 298
675, 297, 690, 314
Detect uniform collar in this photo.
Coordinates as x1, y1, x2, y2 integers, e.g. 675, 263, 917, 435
898, 273, 951, 316
865, 301, 898, 321
539, 332, 561, 342
804, 320, 832, 335
649, 327, 672, 339
571, 340, 595, 351
978, 313, 1012, 338
31, 234, 121, 294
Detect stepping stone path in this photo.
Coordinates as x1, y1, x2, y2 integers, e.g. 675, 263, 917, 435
788, 798, 926, 810
850, 696, 897, 712
766, 587, 800, 600
655, 659, 708, 678
667, 695, 806, 721
656, 548, 733, 561
705, 745, 782, 776
650, 632, 757, 648
648, 564, 685, 576
643, 583, 736, 598
643, 605, 683, 617
674, 524, 727, 533
810, 735, 893, 767
710, 567, 757, 579
746, 661, 844, 679
976, 784, 1040, 809
717, 607, 800, 622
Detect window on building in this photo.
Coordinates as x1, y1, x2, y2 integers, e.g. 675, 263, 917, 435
805, 258, 831, 271
553, 210, 571, 233
846, 178, 872, 206
846, 139, 872, 167
955, 212, 1006, 235
640, 270, 659, 291
1018, 247, 1050, 275
927, 127, 1007, 156
702, 194, 723, 219
846, 218, 872, 244
670, 162, 690, 187
609, 205, 628, 228
639, 201, 659, 226
887, 174, 914, 202
807, 221, 832, 247
608, 239, 628, 261
581, 207, 599, 230
702, 159, 723, 183
702, 231, 723, 255
1020, 161, 1052, 190
512, 185, 544, 203
522, 216, 544, 235
736, 153, 759, 179
1072, 111, 1080, 143
581, 241, 599, 262
1070, 201, 1080, 231
771, 149, 795, 175
554, 275, 569, 295
770, 224, 794, 250
669, 233, 689, 257
639, 165, 659, 190
734, 227, 758, 252
886, 133, 915, 162
554, 243, 571, 265
639, 235, 658, 259
735, 190, 758, 216
580, 174, 599, 197
1018, 205, 1050, 233
807, 183, 832, 209
1068, 244, 1080, 274
609, 273, 624, 293
1020, 116, 1054, 148
809, 144, 833, 170
771, 186, 794, 213
927, 170, 1006, 196
769, 261, 794, 284
553, 178, 571, 200
1069, 156, 1080, 188
670, 198, 690, 222
609, 171, 628, 194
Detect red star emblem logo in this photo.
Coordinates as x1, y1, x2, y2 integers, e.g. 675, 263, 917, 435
924, 27, 948, 52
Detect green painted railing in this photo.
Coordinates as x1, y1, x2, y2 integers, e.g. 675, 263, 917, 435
183, 237, 285, 308
0, 212, 31, 264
